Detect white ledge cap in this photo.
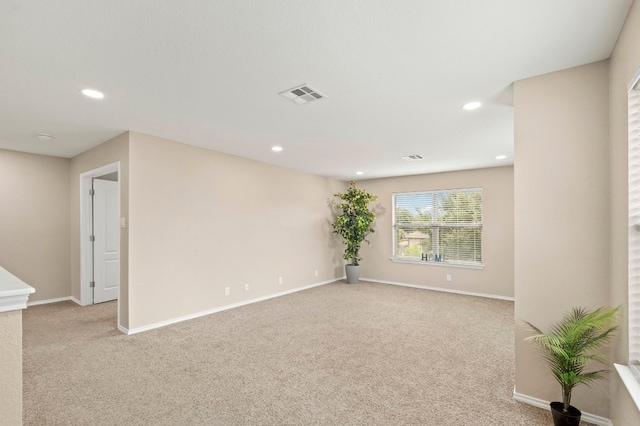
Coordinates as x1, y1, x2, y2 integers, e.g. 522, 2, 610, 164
0, 266, 35, 313
615, 363, 640, 412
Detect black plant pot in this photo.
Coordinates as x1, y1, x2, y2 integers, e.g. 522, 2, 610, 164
550, 402, 581, 426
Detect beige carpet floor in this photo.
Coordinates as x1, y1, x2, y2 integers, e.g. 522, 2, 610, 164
24, 282, 572, 425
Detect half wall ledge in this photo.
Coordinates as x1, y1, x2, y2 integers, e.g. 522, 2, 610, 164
0, 266, 35, 312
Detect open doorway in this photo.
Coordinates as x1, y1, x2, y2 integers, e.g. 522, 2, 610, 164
79, 162, 121, 324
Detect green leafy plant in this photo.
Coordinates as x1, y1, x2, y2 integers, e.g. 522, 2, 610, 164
332, 181, 377, 266
524, 306, 620, 414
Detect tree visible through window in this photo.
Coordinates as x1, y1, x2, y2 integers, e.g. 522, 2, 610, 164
393, 188, 483, 266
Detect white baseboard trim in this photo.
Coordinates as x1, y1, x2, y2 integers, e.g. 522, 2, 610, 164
123, 278, 340, 336
70, 296, 83, 306
360, 278, 515, 301
27, 296, 72, 306
512, 390, 612, 426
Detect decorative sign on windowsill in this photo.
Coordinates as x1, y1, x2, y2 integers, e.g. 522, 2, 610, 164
421, 253, 444, 262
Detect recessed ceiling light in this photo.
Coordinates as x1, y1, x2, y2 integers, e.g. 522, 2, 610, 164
81, 88, 104, 99
37, 133, 52, 140
356, 171, 364, 175
496, 155, 507, 160
271, 146, 283, 152
462, 101, 482, 110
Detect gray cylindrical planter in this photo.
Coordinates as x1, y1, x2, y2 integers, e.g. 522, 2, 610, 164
345, 265, 360, 284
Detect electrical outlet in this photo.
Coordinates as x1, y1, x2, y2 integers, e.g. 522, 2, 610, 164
446, 274, 452, 282
225, 287, 230, 296
315, 270, 318, 277
245, 283, 249, 291
278, 276, 283, 285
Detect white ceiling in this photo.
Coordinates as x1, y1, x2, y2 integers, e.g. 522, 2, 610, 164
0, 1, 633, 180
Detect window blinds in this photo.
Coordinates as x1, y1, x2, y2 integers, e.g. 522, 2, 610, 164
393, 188, 482, 265
394, 190, 483, 226
629, 87, 640, 366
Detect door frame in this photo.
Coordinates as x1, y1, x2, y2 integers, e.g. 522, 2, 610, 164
79, 162, 121, 318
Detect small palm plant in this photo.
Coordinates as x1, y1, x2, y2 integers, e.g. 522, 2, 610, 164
524, 306, 619, 414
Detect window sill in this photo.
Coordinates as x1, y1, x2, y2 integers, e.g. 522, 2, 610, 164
614, 363, 640, 412
390, 258, 485, 270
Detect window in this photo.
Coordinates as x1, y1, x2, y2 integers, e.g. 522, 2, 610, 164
393, 188, 482, 267
629, 79, 640, 380
614, 66, 640, 412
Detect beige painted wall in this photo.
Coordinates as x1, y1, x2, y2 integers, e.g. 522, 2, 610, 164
70, 132, 130, 328
609, 0, 640, 423
357, 166, 514, 298
0, 149, 70, 301
0, 310, 23, 426
126, 132, 344, 330
514, 61, 612, 417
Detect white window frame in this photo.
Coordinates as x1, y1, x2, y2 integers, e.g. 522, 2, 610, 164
617, 65, 640, 412
628, 69, 640, 382
392, 187, 483, 268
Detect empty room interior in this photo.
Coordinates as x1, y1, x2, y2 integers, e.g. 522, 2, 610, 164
2, 1, 640, 425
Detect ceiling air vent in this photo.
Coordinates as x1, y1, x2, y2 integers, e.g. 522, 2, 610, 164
279, 84, 326, 105
401, 154, 424, 161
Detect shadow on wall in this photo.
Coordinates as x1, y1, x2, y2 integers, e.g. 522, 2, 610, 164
326, 196, 344, 276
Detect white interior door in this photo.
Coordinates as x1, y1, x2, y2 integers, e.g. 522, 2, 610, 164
93, 179, 119, 303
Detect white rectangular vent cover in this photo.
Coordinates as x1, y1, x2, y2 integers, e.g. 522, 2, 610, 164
401, 155, 424, 161
279, 84, 326, 105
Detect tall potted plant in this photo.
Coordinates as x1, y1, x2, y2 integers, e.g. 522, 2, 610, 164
524, 306, 619, 426
331, 181, 377, 284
